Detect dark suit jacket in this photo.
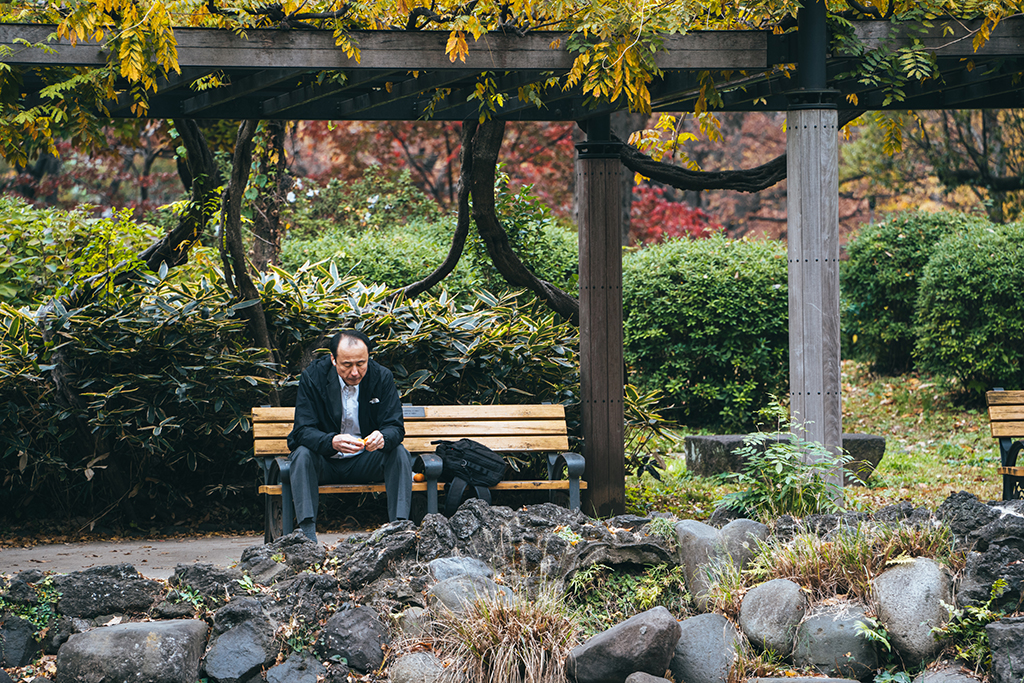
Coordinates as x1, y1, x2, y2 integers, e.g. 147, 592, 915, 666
287, 355, 405, 457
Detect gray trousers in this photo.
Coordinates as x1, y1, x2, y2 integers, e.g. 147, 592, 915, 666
289, 444, 412, 523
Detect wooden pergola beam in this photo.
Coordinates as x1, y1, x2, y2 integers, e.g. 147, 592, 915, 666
0, 25, 767, 71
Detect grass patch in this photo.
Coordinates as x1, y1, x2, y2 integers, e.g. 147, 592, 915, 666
564, 563, 692, 637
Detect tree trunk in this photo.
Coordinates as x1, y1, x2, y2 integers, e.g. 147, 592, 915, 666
470, 119, 580, 324
251, 120, 289, 270
219, 120, 281, 403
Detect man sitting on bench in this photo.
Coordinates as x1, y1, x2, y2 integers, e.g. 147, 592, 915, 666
287, 329, 412, 542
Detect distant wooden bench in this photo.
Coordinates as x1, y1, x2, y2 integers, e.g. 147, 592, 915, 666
986, 389, 1024, 500
253, 404, 586, 541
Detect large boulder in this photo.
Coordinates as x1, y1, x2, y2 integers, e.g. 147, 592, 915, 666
912, 665, 982, 683
793, 604, 877, 680
739, 578, 806, 656
314, 606, 390, 674
169, 563, 244, 607
871, 558, 952, 665
427, 574, 513, 616
328, 521, 418, 590
675, 520, 728, 611
669, 613, 741, 683
427, 557, 493, 582
51, 564, 163, 619
566, 606, 681, 683
720, 519, 769, 571
238, 531, 325, 584
266, 652, 326, 683
258, 572, 340, 626
54, 619, 207, 683
390, 652, 444, 683
988, 616, 1024, 683
0, 614, 39, 667
202, 603, 278, 683
936, 492, 1000, 540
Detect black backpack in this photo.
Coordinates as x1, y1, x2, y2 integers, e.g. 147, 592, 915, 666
432, 438, 506, 516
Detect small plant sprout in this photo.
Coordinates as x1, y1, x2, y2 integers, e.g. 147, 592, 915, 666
932, 578, 1008, 674
235, 574, 258, 594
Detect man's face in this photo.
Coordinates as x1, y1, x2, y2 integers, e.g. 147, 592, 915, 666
331, 339, 369, 386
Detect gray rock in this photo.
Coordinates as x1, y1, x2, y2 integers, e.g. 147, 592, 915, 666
314, 605, 390, 673
872, 558, 951, 665
417, 514, 457, 561
625, 674, 671, 683
1, 614, 39, 667
54, 619, 207, 683
169, 563, 244, 606
398, 606, 430, 638
842, 434, 886, 484
40, 616, 84, 656
266, 652, 326, 683
390, 652, 445, 683
259, 572, 340, 626
792, 604, 877, 680
202, 617, 278, 683
211, 597, 268, 636
988, 616, 1024, 683
957, 546, 1024, 611
675, 520, 727, 610
2, 570, 44, 606
936, 492, 1001, 540
329, 521, 418, 590
669, 613, 741, 683
912, 665, 979, 683
739, 578, 806, 655
566, 606, 681, 683
753, 679, 859, 683
51, 564, 163, 619
428, 557, 493, 582
720, 518, 768, 571
427, 574, 513, 616
0, 670, 13, 683
239, 531, 324, 584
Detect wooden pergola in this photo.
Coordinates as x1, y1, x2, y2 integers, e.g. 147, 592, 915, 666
4, 12, 1024, 516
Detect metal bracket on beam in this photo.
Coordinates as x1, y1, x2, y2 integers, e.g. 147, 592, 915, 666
786, 88, 839, 109
575, 140, 622, 159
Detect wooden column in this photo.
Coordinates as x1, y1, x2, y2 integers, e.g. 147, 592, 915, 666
786, 107, 842, 477
576, 118, 625, 517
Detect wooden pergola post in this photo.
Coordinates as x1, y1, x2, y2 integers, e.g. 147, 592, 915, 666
787, 0, 843, 476
576, 115, 626, 517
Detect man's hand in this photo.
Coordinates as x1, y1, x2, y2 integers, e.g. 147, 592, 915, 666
332, 433, 365, 454
362, 430, 385, 452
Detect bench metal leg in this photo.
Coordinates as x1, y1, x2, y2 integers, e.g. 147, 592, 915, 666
1001, 439, 1023, 500
548, 452, 586, 511
278, 457, 294, 536
419, 452, 443, 515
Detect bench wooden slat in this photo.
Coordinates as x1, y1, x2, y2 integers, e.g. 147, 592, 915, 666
252, 404, 565, 421
254, 434, 570, 456
989, 406, 1024, 421
986, 390, 1024, 406
997, 466, 1024, 477
254, 419, 567, 439
991, 422, 1024, 438
259, 479, 588, 496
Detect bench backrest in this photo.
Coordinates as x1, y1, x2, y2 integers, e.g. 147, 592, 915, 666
252, 404, 569, 457
987, 390, 1024, 438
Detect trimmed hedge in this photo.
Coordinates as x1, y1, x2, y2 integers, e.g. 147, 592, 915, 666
841, 211, 982, 374
622, 234, 789, 430
914, 221, 1024, 397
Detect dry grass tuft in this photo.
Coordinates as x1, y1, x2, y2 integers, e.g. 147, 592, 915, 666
746, 521, 961, 603
430, 588, 580, 683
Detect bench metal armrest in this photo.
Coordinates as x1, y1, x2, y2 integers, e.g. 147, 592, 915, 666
547, 452, 585, 511
416, 452, 443, 515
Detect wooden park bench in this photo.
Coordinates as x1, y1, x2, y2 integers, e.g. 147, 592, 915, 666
253, 404, 587, 541
986, 389, 1024, 500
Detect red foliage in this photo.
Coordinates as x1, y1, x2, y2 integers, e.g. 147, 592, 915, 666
629, 184, 720, 244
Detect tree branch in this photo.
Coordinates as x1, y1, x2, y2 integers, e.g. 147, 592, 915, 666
470, 119, 580, 324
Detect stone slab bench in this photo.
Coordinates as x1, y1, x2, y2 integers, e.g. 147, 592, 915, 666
683, 433, 885, 484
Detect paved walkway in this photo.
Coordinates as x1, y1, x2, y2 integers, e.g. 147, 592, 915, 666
0, 532, 348, 580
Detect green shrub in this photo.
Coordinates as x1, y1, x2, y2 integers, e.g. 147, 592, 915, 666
0, 196, 157, 306
914, 221, 1024, 398
280, 216, 482, 294
841, 211, 982, 374
0, 248, 580, 522
622, 233, 788, 430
